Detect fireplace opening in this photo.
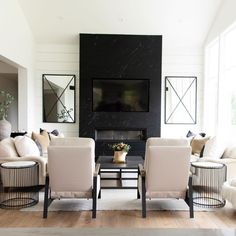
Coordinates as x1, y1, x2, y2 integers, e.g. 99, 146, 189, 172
95, 129, 146, 141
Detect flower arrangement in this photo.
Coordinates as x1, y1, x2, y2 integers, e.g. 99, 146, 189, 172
0, 91, 14, 120
110, 142, 131, 153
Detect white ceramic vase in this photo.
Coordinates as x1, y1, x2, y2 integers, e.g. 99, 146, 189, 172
0, 118, 11, 141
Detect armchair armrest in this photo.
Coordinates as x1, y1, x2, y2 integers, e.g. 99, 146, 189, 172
94, 163, 100, 177
138, 164, 145, 177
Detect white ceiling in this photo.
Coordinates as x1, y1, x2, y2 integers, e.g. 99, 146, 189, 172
17, 0, 223, 45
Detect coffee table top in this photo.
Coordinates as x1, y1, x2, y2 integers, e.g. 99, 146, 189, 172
97, 155, 144, 169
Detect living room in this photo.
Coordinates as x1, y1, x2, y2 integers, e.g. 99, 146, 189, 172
0, 0, 236, 235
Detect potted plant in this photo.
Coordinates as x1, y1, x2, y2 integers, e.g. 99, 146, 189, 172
0, 90, 14, 140
110, 142, 131, 163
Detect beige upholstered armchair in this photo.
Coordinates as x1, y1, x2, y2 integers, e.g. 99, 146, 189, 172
43, 137, 100, 218
139, 138, 193, 218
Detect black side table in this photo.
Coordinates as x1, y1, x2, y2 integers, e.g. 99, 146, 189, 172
191, 161, 227, 208
0, 161, 39, 209
97, 155, 144, 198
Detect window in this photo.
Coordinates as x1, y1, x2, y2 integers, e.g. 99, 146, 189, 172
204, 39, 219, 135
205, 22, 236, 137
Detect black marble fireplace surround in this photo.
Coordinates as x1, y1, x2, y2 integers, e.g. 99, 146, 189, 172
79, 33, 162, 158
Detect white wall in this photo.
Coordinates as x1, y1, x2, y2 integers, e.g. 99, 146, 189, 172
161, 43, 203, 138
0, 0, 35, 131
205, 0, 236, 44
35, 44, 79, 136
0, 0, 218, 136
34, 40, 203, 138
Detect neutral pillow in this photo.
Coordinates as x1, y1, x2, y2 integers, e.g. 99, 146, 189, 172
191, 135, 210, 156
32, 130, 50, 154
14, 136, 40, 157
186, 130, 206, 138
223, 146, 236, 159
203, 136, 225, 159
49, 132, 65, 139
0, 138, 19, 158
230, 178, 236, 187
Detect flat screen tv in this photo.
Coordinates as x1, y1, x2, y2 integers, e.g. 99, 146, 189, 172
93, 79, 149, 112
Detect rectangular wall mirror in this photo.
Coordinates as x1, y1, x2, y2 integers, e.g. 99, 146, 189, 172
43, 74, 76, 123
165, 76, 197, 124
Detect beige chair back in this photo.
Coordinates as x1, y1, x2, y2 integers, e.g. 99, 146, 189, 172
144, 137, 189, 168
47, 138, 95, 193
50, 137, 94, 147
144, 138, 191, 198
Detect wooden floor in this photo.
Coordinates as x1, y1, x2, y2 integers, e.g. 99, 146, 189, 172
0, 206, 236, 228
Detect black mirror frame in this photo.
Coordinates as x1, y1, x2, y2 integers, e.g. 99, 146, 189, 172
42, 74, 76, 123
164, 76, 197, 124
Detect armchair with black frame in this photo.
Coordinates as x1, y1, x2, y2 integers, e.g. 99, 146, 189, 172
138, 138, 194, 218
43, 137, 100, 219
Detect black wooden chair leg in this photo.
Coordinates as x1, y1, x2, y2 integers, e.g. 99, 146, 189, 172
141, 176, 146, 218
188, 176, 194, 218
185, 176, 194, 218
137, 188, 140, 199
92, 176, 97, 218
43, 176, 49, 219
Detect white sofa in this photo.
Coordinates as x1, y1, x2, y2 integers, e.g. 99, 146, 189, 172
0, 136, 47, 185
190, 136, 236, 180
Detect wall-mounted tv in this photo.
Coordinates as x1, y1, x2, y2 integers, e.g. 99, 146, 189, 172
93, 79, 149, 112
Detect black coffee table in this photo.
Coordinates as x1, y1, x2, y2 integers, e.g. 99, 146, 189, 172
96, 155, 144, 198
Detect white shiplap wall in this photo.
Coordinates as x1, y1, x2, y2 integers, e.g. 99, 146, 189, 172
34, 44, 79, 137
34, 42, 204, 138
161, 44, 204, 137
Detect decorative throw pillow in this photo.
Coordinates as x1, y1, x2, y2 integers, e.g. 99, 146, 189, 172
0, 138, 19, 158
222, 146, 236, 159
186, 130, 206, 138
32, 130, 50, 154
51, 129, 59, 136
203, 136, 225, 159
14, 136, 40, 157
191, 135, 210, 156
40, 128, 63, 140
230, 178, 236, 187
49, 132, 65, 139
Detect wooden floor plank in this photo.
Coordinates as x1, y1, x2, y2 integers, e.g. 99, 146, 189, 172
0, 207, 236, 228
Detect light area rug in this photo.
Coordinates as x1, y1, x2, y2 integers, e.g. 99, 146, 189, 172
0, 228, 235, 236
21, 189, 212, 212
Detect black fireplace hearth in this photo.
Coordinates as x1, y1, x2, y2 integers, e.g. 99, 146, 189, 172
79, 33, 162, 158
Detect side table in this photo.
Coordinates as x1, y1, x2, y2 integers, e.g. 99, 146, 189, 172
97, 155, 144, 198
0, 161, 39, 209
191, 161, 227, 208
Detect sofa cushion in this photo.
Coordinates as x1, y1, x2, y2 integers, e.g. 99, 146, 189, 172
32, 130, 50, 154
223, 146, 236, 159
0, 138, 19, 158
229, 178, 236, 187
191, 135, 210, 156
203, 136, 225, 159
14, 136, 40, 157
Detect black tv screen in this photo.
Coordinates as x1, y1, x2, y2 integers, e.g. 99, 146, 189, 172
93, 79, 149, 112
